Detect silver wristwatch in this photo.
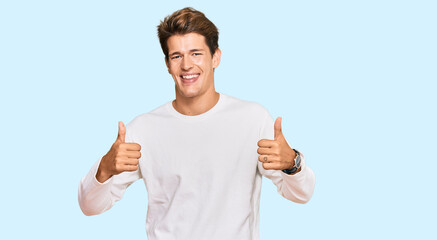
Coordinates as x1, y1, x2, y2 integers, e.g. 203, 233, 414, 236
282, 149, 302, 175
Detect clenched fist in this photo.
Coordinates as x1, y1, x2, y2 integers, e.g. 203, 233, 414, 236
96, 121, 142, 183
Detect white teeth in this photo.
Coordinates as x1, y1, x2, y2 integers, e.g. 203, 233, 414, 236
182, 74, 198, 79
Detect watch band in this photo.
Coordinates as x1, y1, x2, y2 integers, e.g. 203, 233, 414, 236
282, 149, 301, 175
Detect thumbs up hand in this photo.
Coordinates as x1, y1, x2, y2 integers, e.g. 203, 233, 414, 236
96, 121, 142, 183
257, 117, 298, 172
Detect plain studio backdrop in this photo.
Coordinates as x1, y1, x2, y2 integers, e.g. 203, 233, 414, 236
0, 0, 435, 239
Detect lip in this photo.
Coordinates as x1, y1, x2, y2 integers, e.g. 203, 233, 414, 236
180, 73, 200, 84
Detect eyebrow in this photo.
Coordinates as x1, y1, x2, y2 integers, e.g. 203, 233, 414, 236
169, 49, 206, 56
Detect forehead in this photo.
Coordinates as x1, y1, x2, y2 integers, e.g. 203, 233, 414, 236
167, 33, 208, 54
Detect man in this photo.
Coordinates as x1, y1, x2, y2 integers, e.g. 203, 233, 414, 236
78, 7, 315, 240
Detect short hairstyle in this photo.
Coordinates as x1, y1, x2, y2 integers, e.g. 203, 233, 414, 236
157, 7, 219, 61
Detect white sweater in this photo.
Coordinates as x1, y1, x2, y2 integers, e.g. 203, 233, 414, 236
78, 92, 315, 240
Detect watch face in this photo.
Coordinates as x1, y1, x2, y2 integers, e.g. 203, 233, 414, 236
283, 167, 297, 175
296, 155, 301, 168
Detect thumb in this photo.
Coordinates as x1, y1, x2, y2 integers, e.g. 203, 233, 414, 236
274, 116, 282, 140
117, 121, 126, 143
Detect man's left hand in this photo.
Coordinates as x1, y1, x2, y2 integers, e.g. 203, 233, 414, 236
257, 117, 297, 171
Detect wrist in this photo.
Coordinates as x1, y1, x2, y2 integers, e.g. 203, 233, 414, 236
96, 156, 112, 183
282, 149, 302, 175
96, 169, 112, 183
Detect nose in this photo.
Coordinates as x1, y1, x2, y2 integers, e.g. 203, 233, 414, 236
181, 56, 193, 71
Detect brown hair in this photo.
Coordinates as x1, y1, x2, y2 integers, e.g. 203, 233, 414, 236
157, 7, 219, 61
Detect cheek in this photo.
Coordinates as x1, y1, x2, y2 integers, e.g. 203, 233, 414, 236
192, 58, 203, 66
168, 66, 179, 77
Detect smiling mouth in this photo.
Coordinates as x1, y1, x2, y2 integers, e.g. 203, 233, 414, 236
180, 73, 200, 84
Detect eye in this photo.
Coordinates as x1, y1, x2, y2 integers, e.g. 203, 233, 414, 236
193, 52, 202, 56
171, 55, 180, 60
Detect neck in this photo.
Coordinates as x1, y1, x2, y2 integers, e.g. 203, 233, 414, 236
172, 89, 220, 116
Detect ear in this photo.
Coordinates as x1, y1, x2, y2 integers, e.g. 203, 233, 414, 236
212, 48, 221, 69
165, 56, 171, 74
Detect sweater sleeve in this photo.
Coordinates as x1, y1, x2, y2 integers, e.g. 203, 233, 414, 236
257, 108, 316, 204
78, 123, 142, 216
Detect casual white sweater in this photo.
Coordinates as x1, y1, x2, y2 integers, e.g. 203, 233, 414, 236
78, 92, 315, 240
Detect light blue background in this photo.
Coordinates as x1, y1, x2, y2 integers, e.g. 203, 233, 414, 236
1, 0, 436, 239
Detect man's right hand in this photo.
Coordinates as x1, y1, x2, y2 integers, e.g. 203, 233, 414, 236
96, 121, 142, 183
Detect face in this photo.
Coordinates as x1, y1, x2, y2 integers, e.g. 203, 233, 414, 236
165, 33, 221, 99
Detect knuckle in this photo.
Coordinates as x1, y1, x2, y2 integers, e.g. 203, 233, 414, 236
115, 147, 122, 155
114, 151, 120, 158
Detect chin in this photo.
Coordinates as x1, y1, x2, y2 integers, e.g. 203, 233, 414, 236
178, 88, 201, 98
